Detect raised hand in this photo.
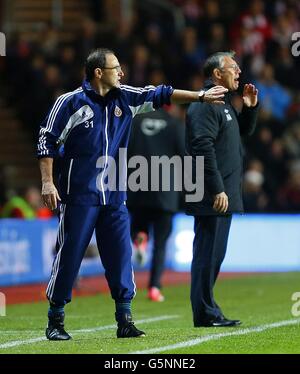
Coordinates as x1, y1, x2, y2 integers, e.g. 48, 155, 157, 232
242, 84, 258, 107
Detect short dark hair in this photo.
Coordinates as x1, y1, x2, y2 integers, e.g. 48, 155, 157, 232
85, 48, 115, 81
203, 51, 236, 78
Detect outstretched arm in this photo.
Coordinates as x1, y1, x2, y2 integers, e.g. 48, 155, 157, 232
170, 85, 228, 105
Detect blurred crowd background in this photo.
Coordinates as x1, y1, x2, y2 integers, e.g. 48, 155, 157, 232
0, 0, 300, 217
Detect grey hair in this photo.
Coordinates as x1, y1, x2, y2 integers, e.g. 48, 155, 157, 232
203, 51, 236, 78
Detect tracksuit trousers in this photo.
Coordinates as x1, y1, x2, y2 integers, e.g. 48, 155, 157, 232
46, 203, 135, 306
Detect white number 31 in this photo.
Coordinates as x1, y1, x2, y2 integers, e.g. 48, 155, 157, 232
84, 120, 94, 128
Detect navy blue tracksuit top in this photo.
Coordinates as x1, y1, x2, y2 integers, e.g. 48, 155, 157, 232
37, 80, 174, 206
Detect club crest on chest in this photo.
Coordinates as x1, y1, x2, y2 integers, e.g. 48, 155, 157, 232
224, 108, 232, 121
114, 106, 122, 117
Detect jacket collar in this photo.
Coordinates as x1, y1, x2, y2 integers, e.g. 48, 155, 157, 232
204, 78, 215, 90
82, 79, 121, 102
204, 78, 232, 103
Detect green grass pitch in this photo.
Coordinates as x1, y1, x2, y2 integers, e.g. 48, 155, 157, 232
0, 272, 300, 354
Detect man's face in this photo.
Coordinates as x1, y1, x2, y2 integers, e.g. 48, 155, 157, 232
216, 56, 241, 91
100, 53, 124, 89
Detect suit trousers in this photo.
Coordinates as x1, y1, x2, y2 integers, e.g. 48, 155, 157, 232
191, 214, 232, 326
46, 203, 135, 306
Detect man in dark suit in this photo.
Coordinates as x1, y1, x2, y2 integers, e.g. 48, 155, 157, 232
128, 107, 185, 302
185, 51, 259, 327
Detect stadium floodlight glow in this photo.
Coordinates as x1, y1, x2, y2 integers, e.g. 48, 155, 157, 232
174, 230, 193, 265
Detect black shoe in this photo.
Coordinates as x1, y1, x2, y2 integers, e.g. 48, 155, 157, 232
46, 313, 72, 341
116, 313, 146, 338
195, 316, 242, 327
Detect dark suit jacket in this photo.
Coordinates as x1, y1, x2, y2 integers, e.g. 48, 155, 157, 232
185, 81, 259, 216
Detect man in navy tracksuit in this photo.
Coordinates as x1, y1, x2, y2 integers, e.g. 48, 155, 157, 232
37, 48, 227, 340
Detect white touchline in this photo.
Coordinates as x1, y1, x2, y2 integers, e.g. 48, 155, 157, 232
0, 315, 179, 350
72, 315, 178, 333
131, 318, 300, 354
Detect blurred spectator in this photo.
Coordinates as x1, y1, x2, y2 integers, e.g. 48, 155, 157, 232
230, 0, 273, 77
75, 18, 101, 63
130, 44, 151, 86
231, 0, 272, 55
246, 125, 273, 162
38, 25, 60, 62
188, 72, 204, 95
283, 121, 300, 159
114, 19, 138, 63
59, 45, 81, 91
148, 68, 167, 86
87, 0, 103, 22
0, 165, 7, 208
272, 13, 295, 47
1, 186, 53, 219
254, 64, 291, 120
199, 0, 224, 43
179, 27, 206, 76
273, 46, 300, 90
207, 23, 229, 55
144, 23, 168, 70
277, 163, 300, 212
243, 160, 269, 212
181, 0, 203, 26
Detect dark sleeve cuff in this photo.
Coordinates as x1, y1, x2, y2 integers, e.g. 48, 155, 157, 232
242, 101, 259, 111
37, 155, 55, 159
206, 173, 225, 195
